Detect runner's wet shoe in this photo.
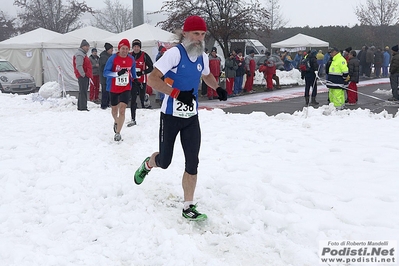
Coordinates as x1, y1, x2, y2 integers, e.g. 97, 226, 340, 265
127, 120, 136, 127
134, 157, 151, 185
182, 204, 208, 221
114, 133, 122, 142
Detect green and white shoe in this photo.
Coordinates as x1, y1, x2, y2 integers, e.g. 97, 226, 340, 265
182, 204, 208, 221
134, 157, 151, 185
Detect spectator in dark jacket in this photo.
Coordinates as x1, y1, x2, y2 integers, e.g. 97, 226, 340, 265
99, 42, 114, 109
373, 47, 383, 78
89, 48, 100, 102
389, 45, 399, 101
347, 50, 360, 104
234, 49, 246, 96
301, 50, 319, 105
358, 46, 367, 77
365, 46, 375, 77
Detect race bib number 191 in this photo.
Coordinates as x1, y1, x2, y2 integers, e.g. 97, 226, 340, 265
172, 99, 197, 118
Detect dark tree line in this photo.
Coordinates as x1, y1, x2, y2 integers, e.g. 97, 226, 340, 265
259, 25, 399, 52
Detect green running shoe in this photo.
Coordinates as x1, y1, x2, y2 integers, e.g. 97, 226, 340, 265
182, 204, 208, 221
134, 157, 151, 185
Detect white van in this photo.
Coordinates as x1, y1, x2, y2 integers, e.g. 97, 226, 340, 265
213, 39, 268, 68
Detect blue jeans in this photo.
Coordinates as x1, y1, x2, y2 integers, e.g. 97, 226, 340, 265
234, 76, 244, 94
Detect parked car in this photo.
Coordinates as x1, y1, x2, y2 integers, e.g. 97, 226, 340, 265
0, 59, 36, 93
255, 55, 285, 71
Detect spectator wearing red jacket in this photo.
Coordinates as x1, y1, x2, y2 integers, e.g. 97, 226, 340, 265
224, 52, 238, 96
73, 39, 93, 111
208, 47, 221, 99
259, 52, 278, 91
244, 50, 256, 93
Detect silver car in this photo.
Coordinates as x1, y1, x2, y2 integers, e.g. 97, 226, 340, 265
0, 59, 36, 93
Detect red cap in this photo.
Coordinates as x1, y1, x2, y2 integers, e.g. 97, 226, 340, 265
183, 16, 207, 32
118, 38, 130, 50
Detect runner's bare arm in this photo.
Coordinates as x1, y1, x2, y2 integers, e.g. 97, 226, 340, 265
202, 73, 219, 91
147, 67, 175, 95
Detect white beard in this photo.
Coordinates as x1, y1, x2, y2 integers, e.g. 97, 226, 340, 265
182, 38, 205, 58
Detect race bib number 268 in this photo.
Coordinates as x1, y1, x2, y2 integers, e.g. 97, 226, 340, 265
172, 99, 197, 118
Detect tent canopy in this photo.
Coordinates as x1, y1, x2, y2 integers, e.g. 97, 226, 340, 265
99, 23, 177, 49
43, 26, 115, 48
271, 33, 329, 49
0, 28, 62, 49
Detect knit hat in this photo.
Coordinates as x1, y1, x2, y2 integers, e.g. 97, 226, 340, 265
91, 48, 97, 52
118, 39, 130, 50
132, 39, 141, 48
80, 39, 90, 48
211, 47, 217, 53
183, 15, 207, 32
392, 45, 398, 52
104, 42, 113, 51
345, 47, 352, 53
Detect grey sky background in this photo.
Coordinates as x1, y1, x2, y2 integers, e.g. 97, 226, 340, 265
3, 0, 367, 28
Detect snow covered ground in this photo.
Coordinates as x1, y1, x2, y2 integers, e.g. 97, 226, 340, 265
1, 82, 398, 265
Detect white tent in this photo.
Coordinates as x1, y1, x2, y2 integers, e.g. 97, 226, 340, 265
99, 23, 178, 62
271, 33, 329, 51
0, 28, 63, 87
42, 26, 115, 91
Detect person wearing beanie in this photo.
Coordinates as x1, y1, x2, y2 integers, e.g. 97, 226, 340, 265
326, 47, 349, 109
388, 45, 399, 101
73, 39, 93, 111
347, 50, 360, 105
89, 48, 100, 102
343, 47, 352, 63
99, 43, 114, 109
103, 39, 138, 141
134, 15, 227, 222
301, 49, 320, 106
244, 49, 256, 93
126, 38, 154, 127
382, 45, 391, 78
80, 39, 90, 48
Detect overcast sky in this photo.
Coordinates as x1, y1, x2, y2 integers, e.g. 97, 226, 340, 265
3, 0, 366, 28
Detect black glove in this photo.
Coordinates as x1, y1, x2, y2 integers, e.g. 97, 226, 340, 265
117, 69, 127, 76
216, 87, 227, 101
136, 71, 143, 77
177, 88, 195, 107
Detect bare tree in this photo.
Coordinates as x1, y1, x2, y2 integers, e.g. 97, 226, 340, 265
14, 0, 94, 33
156, 0, 269, 58
265, 0, 288, 30
355, 0, 399, 26
0, 11, 18, 41
92, 0, 133, 33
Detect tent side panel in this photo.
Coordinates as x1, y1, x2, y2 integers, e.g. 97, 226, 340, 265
43, 48, 79, 91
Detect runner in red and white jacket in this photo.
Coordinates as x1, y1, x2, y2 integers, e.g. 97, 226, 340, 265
127, 39, 154, 127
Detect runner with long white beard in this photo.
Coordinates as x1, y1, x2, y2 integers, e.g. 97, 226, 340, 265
133, 15, 228, 221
